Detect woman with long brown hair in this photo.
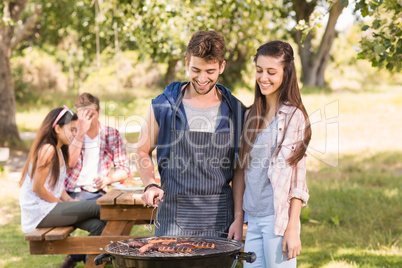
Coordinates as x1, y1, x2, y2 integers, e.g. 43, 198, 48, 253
19, 106, 105, 268
228, 41, 311, 267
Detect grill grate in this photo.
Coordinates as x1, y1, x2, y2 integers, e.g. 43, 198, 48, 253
106, 236, 242, 258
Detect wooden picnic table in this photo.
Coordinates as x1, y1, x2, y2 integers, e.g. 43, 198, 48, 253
26, 188, 153, 267
84, 188, 153, 267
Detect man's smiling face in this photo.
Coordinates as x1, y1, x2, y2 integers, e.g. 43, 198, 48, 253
186, 56, 225, 95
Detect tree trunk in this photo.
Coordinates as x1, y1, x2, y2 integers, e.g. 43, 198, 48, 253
313, 1, 344, 87
0, 32, 20, 146
296, 33, 318, 86
292, 0, 345, 87
315, 46, 332, 87
0, 0, 28, 146
164, 58, 179, 85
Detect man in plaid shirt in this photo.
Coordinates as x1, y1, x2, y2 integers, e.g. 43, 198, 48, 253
65, 93, 130, 200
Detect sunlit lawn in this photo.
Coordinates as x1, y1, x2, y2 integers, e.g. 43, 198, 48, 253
298, 152, 401, 268
2, 85, 401, 267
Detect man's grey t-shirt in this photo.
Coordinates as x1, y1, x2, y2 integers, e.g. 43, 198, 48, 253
183, 101, 222, 133
243, 116, 278, 217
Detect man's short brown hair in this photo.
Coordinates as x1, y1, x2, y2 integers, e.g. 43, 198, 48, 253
74, 93, 100, 111
185, 31, 226, 65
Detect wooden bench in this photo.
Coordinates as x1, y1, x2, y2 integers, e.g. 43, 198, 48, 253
25, 226, 110, 255
25, 226, 102, 268
25, 226, 75, 244
25, 225, 143, 268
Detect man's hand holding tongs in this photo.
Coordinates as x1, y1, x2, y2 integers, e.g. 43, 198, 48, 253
142, 183, 164, 207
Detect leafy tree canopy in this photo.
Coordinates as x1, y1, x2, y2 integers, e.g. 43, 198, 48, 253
355, 0, 401, 72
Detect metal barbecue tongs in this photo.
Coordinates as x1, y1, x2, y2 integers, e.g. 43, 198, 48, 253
145, 194, 165, 233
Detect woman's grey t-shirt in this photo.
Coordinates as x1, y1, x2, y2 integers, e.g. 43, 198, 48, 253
243, 116, 278, 217
183, 101, 222, 132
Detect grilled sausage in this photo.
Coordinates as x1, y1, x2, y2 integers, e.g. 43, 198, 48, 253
158, 245, 195, 253
149, 238, 177, 244
174, 243, 197, 250
150, 243, 162, 250
139, 243, 154, 254
128, 241, 146, 248
177, 241, 215, 249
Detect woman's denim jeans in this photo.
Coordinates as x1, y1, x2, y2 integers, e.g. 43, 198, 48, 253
244, 215, 296, 268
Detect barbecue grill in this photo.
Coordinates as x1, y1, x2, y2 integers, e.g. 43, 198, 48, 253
94, 236, 256, 268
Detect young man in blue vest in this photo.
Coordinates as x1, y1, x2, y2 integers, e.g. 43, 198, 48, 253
136, 30, 245, 240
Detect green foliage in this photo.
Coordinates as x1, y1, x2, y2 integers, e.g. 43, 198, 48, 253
120, 0, 282, 87
11, 48, 68, 103
17, 1, 281, 88
355, 0, 402, 72
121, 1, 189, 62
325, 23, 401, 90
80, 50, 163, 94
21, 0, 278, 88
15, 0, 139, 91
12, 60, 34, 103
0, 1, 18, 26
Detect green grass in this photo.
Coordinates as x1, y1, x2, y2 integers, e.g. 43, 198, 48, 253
298, 152, 402, 267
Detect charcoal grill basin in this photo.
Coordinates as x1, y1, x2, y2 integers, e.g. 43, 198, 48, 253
94, 236, 256, 268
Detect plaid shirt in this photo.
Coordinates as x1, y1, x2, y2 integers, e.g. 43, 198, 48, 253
268, 104, 309, 236
65, 123, 130, 192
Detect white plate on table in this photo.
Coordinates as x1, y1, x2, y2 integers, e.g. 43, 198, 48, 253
111, 181, 144, 192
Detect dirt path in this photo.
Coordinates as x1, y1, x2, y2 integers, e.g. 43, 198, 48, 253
0, 150, 27, 225
1, 150, 27, 198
